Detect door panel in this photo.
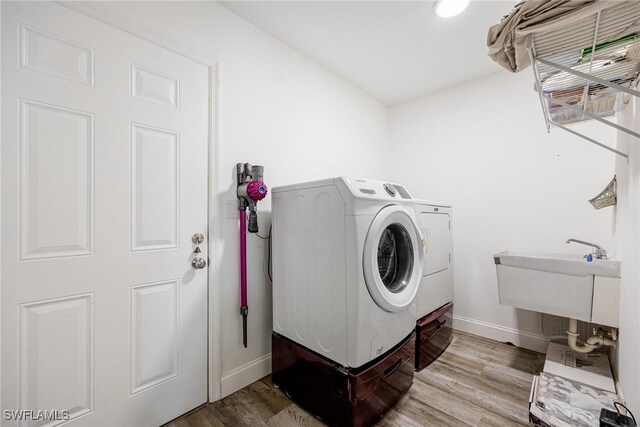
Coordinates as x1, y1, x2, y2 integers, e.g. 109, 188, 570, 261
130, 123, 180, 251
130, 280, 179, 394
19, 99, 95, 260
130, 63, 180, 109
2, 2, 209, 426
420, 213, 451, 276
19, 23, 95, 86
19, 294, 95, 422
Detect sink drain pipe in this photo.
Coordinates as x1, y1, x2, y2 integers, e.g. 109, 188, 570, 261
566, 318, 616, 353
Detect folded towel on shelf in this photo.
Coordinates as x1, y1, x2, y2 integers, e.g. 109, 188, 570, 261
487, 0, 613, 72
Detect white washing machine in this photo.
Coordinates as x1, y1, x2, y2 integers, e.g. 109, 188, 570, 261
414, 200, 453, 318
272, 177, 424, 369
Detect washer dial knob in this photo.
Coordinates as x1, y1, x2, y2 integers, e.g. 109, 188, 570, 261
383, 183, 397, 196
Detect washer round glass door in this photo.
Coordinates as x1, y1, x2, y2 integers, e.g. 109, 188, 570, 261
363, 205, 424, 312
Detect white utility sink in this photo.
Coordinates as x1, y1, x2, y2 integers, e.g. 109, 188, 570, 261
495, 251, 620, 277
494, 251, 621, 326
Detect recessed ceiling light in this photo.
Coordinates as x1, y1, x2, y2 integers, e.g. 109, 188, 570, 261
434, 0, 471, 18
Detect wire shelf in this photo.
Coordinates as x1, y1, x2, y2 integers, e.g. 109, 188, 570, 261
529, 1, 640, 158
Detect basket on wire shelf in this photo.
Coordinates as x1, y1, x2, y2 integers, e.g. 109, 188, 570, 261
589, 176, 617, 209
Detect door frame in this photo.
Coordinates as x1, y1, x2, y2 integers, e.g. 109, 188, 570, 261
0, 0, 224, 409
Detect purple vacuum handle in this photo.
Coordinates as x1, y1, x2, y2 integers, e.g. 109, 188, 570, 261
239, 210, 247, 307
240, 209, 248, 348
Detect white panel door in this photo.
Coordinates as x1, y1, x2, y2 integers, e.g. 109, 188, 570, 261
420, 212, 451, 276
1, 2, 209, 426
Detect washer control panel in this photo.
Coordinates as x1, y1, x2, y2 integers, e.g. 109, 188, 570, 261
345, 178, 413, 201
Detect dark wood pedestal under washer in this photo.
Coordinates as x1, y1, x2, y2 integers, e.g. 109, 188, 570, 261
272, 332, 415, 427
415, 302, 453, 371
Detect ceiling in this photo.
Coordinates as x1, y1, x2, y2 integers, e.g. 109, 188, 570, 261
218, 1, 515, 106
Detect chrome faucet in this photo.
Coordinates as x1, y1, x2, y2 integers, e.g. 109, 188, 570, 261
566, 238, 608, 259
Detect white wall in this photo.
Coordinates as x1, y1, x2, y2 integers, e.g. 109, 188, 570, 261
388, 71, 617, 352
93, 1, 390, 398
613, 99, 640, 413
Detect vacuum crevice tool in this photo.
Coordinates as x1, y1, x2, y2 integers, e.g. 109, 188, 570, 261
240, 306, 248, 348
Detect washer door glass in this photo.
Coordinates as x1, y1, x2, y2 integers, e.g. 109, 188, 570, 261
363, 205, 424, 312
377, 224, 413, 293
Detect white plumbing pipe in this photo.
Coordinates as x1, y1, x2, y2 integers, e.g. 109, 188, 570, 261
566, 318, 615, 353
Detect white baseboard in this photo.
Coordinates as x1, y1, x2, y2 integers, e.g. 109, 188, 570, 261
452, 315, 549, 354
220, 354, 272, 398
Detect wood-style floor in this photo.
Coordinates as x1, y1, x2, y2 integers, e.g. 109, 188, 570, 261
165, 331, 545, 427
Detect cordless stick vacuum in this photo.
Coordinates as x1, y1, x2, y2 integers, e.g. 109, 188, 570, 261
236, 163, 268, 348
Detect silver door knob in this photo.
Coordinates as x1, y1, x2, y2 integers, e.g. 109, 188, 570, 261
192, 233, 205, 245
192, 257, 207, 269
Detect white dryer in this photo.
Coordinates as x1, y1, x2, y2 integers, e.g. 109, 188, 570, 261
414, 200, 453, 318
272, 177, 423, 368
